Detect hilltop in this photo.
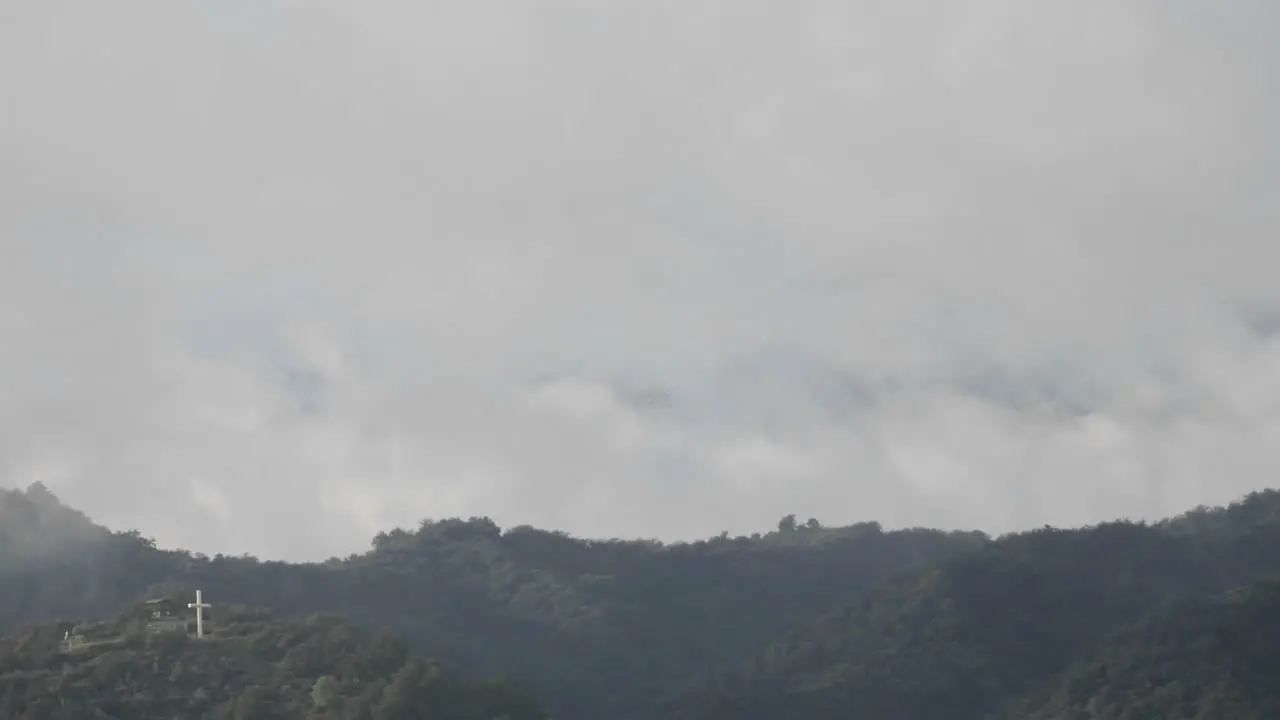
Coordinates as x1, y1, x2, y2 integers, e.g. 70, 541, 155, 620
661, 490, 1280, 720
0, 484, 985, 719
0, 598, 547, 720
7, 483, 1280, 718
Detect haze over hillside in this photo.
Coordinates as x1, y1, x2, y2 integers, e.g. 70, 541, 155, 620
0, 601, 551, 719
6, 484, 1280, 719
4, 1, 1280, 562
7, 2, 1280, 717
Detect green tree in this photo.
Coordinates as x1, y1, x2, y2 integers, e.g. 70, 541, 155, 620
312, 675, 339, 710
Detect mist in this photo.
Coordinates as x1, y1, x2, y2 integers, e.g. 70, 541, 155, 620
2, 1, 1280, 560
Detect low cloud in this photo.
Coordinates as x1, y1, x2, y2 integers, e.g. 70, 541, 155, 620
3, 0, 1279, 560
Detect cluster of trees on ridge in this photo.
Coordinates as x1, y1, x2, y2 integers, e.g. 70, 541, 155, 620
0, 600, 547, 719
4, 481, 1280, 719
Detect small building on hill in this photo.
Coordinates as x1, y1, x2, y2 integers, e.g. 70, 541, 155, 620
143, 598, 190, 634
59, 624, 89, 653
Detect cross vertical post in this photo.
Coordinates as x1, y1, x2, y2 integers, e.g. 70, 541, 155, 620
188, 590, 212, 639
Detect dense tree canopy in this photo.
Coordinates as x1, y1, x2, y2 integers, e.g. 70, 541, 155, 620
1007, 574, 1280, 720
663, 490, 1280, 720
0, 601, 547, 719
5, 484, 1280, 718
0, 484, 984, 719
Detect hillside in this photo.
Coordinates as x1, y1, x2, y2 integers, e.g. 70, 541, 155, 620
1004, 575, 1280, 720
11, 483, 1280, 719
663, 490, 1280, 720
0, 599, 547, 720
0, 485, 986, 719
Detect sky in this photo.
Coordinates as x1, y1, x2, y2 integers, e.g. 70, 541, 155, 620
3, 1, 1279, 562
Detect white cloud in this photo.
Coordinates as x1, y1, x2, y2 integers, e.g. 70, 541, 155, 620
3, 0, 1280, 559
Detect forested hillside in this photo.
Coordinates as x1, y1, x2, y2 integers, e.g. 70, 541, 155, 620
1006, 575, 1280, 720
8, 483, 1280, 719
0, 601, 547, 719
663, 490, 1280, 720
0, 484, 985, 719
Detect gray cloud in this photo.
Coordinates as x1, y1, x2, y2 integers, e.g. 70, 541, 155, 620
3, 0, 1280, 560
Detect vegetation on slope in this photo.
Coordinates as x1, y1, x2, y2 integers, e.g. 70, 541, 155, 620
0, 600, 547, 720
664, 490, 1280, 720
1008, 575, 1280, 720
11, 481, 1280, 719
0, 484, 986, 719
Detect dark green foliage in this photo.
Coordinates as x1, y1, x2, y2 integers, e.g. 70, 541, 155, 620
1009, 575, 1280, 720
10, 482, 1280, 719
665, 490, 1280, 720
0, 485, 985, 719
0, 604, 548, 720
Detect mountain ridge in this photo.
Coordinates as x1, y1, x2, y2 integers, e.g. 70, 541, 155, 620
6, 483, 1280, 719
662, 489, 1280, 720
0, 596, 549, 720
0, 483, 987, 719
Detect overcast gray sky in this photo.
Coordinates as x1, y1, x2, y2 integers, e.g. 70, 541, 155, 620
3, 1, 1279, 561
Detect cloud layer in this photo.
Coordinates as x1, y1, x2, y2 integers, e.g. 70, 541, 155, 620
3, 0, 1280, 560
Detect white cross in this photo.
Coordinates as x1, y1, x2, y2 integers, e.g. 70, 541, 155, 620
188, 590, 212, 639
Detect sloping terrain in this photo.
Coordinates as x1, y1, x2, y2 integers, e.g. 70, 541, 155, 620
0, 484, 985, 719
1007, 574, 1280, 720
663, 491, 1280, 720
0, 600, 547, 720
11, 483, 1280, 719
